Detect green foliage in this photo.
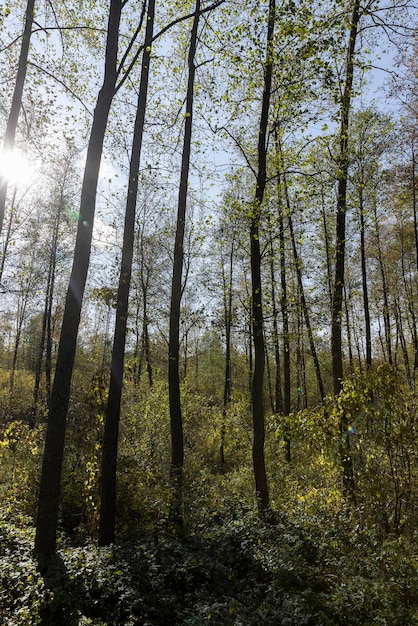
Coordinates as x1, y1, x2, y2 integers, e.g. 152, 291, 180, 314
116, 380, 172, 534
330, 365, 418, 535
0, 369, 35, 425
3, 362, 418, 624
0, 420, 43, 515
60, 369, 108, 536
2, 506, 418, 625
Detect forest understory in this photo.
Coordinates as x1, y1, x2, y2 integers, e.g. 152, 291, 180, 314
1, 363, 418, 625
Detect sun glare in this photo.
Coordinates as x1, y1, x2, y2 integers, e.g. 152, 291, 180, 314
0, 148, 35, 187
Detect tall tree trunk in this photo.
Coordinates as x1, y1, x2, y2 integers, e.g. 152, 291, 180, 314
331, 0, 361, 396
359, 181, 372, 368
394, 297, 411, 383
320, 187, 333, 308
143, 306, 153, 388
33, 248, 54, 414
344, 285, 354, 373
411, 143, 418, 378
168, 0, 200, 527
279, 144, 325, 402
220, 236, 234, 464
35, 0, 123, 560
399, 220, 418, 385
267, 201, 284, 416
296, 303, 307, 411
44, 261, 56, 399
274, 144, 291, 459
99, 0, 154, 547
268, 161, 288, 457
33, 194, 63, 420
247, 297, 253, 393
373, 201, 392, 364
249, 0, 275, 516
330, 0, 361, 504
0, 0, 35, 235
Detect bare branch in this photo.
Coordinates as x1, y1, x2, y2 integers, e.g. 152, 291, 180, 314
27, 61, 93, 115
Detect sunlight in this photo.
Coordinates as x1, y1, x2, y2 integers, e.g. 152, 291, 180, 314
0, 147, 35, 187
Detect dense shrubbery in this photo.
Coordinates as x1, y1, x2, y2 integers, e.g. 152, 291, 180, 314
1, 507, 418, 625
1, 364, 418, 624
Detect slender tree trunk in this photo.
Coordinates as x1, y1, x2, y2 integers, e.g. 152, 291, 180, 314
220, 237, 234, 464
411, 145, 418, 378
279, 147, 325, 401
359, 182, 372, 368
331, 0, 361, 396
44, 262, 56, 399
137, 228, 154, 387
99, 0, 154, 547
268, 164, 288, 456
320, 187, 333, 308
268, 222, 283, 416
330, 0, 361, 504
35, 0, 123, 560
249, 0, 275, 516
266, 344, 274, 414
33, 195, 62, 419
399, 223, 418, 384
394, 297, 411, 383
168, 0, 200, 527
296, 303, 307, 411
373, 202, 392, 364
143, 308, 153, 388
344, 285, 354, 373
274, 150, 291, 459
0, 0, 35, 235
248, 296, 253, 394
33, 252, 53, 416
9, 296, 28, 392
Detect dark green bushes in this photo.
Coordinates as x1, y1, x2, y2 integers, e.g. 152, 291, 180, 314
2, 507, 418, 625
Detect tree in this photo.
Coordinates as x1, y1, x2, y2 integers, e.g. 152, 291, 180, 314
330, 0, 362, 397
168, 0, 200, 526
218, 217, 236, 464
329, 0, 362, 505
248, 0, 275, 516
32, 149, 79, 418
35, 0, 125, 560
99, 0, 155, 547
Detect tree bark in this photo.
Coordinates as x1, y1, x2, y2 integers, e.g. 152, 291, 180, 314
331, 0, 361, 396
168, 0, 200, 527
330, 0, 361, 504
373, 200, 392, 364
220, 235, 234, 464
359, 180, 372, 368
99, 0, 154, 547
35, 0, 123, 560
267, 206, 284, 416
250, 0, 275, 516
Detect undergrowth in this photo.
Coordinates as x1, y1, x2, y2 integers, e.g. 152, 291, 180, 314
1, 506, 418, 625
2, 366, 418, 624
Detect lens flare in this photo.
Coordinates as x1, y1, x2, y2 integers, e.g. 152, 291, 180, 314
0, 148, 35, 187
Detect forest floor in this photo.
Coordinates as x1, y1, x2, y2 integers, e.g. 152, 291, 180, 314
1, 505, 418, 625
